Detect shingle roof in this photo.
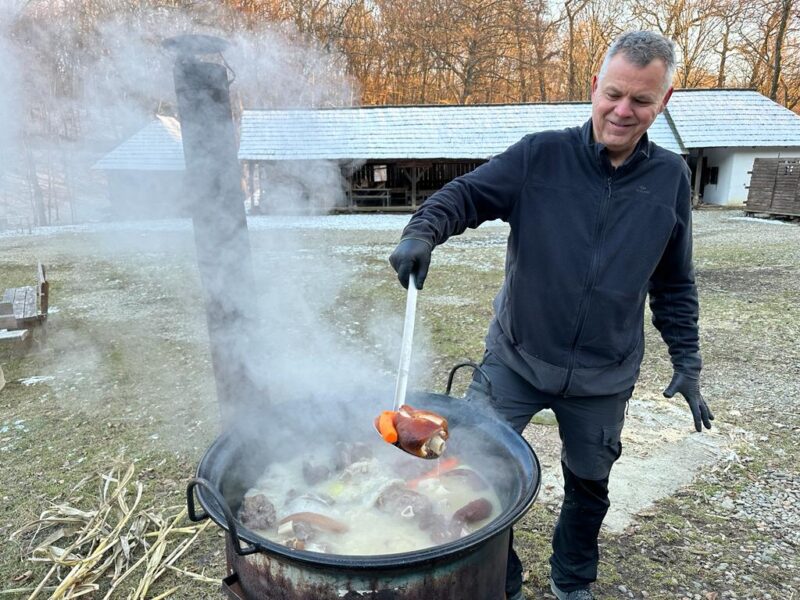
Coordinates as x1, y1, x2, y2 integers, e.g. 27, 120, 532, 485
237, 103, 684, 159
92, 115, 184, 171
666, 89, 800, 148
93, 90, 800, 171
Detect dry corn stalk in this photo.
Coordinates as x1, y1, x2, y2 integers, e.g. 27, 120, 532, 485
9, 462, 214, 599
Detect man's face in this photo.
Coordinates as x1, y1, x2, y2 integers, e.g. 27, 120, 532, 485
591, 53, 673, 165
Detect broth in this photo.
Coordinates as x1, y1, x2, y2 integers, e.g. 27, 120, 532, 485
238, 440, 503, 555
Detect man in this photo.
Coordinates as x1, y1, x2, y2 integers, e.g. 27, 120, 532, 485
389, 31, 714, 600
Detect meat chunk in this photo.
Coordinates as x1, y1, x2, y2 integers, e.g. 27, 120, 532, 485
374, 483, 434, 522
333, 442, 373, 471
374, 404, 449, 459
440, 468, 489, 491
279, 512, 349, 534
418, 512, 461, 545
238, 493, 277, 531
452, 498, 493, 524
302, 460, 331, 485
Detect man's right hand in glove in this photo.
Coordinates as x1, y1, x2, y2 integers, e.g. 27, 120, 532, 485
389, 238, 432, 290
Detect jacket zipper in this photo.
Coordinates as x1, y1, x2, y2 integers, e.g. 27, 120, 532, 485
560, 175, 613, 395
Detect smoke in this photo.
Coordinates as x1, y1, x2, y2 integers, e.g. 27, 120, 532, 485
0, 4, 424, 453
0, 4, 24, 224
254, 160, 351, 214
0, 4, 360, 225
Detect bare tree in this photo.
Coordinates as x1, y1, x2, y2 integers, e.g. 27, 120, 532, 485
563, 0, 590, 100
770, 0, 793, 99
709, 0, 746, 87
571, 0, 628, 99
629, 0, 720, 87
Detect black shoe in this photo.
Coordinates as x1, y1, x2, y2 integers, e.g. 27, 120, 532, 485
549, 578, 594, 599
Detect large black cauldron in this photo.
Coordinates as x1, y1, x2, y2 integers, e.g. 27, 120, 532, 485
187, 365, 541, 600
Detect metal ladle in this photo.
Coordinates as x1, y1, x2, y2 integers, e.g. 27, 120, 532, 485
393, 273, 418, 412
374, 273, 444, 459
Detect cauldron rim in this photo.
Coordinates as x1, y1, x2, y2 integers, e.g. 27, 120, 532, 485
191, 391, 541, 569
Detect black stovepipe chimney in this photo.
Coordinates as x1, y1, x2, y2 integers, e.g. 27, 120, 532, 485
164, 34, 263, 424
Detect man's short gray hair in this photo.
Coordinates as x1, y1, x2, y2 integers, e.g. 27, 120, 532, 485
598, 31, 677, 93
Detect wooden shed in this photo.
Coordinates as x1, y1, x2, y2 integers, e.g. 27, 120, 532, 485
97, 90, 800, 216
92, 116, 187, 219
746, 158, 800, 217
666, 90, 800, 206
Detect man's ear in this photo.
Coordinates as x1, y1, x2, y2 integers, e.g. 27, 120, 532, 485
660, 86, 674, 112
591, 75, 598, 98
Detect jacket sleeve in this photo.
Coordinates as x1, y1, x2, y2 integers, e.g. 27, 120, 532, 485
648, 165, 702, 378
399, 136, 531, 246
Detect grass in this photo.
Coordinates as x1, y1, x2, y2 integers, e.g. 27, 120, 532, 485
1, 211, 799, 599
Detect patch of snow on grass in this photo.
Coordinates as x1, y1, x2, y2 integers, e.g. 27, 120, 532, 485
0, 214, 508, 239
19, 375, 55, 386
727, 216, 794, 226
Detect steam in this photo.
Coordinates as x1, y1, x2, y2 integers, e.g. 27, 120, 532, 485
0, 6, 529, 564
0, 4, 23, 223
0, 5, 421, 452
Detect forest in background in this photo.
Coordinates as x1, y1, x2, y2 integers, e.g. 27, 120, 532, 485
1, 0, 798, 226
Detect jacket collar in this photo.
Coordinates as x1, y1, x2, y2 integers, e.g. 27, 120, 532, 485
581, 118, 651, 170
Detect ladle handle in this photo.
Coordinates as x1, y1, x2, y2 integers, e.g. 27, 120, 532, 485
393, 273, 418, 411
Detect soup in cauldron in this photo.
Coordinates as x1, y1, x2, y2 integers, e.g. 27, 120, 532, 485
237, 440, 502, 555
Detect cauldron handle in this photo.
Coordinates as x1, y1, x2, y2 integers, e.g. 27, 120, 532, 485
445, 361, 492, 398
186, 477, 258, 556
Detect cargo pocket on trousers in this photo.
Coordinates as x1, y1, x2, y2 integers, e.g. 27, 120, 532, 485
599, 420, 624, 477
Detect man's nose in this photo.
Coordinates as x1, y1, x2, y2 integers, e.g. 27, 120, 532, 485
613, 98, 634, 118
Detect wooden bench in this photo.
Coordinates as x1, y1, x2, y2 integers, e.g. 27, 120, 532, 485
0, 262, 49, 336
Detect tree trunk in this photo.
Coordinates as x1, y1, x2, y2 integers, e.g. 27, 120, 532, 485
26, 150, 47, 227
769, 0, 792, 100
567, 15, 577, 99
717, 25, 730, 87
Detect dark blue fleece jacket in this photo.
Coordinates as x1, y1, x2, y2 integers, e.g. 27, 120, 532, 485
401, 120, 701, 397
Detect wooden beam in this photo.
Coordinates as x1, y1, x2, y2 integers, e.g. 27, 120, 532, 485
411, 166, 418, 209
246, 162, 255, 211
692, 149, 703, 207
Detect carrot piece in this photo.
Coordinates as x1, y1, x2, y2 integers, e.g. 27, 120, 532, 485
406, 456, 460, 489
377, 410, 399, 444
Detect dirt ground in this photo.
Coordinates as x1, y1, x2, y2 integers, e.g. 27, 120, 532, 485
0, 208, 798, 599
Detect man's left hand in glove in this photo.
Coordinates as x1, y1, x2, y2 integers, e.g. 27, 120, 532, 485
663, 372, 715, 432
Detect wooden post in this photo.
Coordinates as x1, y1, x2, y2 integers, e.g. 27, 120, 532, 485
167, 35, 263, 424
693, 149, 704, 208
411, 166, 418, 210
347, 164, 354, 207
402, 165, 420, 210
246, 161, 255, 211
259, 163, 267, 211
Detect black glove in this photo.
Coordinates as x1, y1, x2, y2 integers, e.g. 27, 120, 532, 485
389, 238, 432, 290
663, 372, 714, 432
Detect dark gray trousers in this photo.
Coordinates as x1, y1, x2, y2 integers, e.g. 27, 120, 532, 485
469, 352, 632, 594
